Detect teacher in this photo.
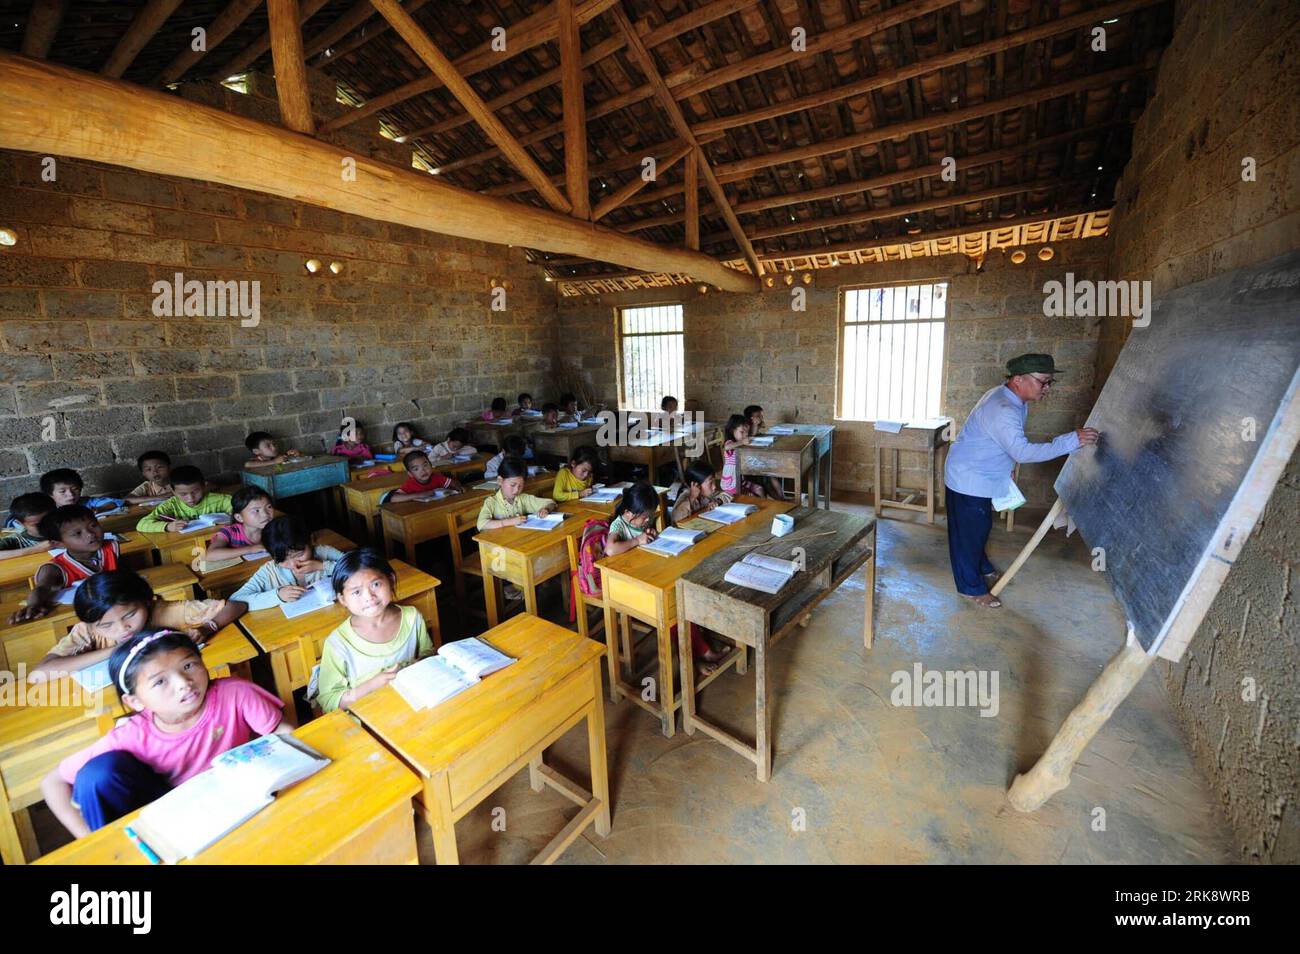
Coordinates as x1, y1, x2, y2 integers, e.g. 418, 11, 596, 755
943, 354, 1099, 608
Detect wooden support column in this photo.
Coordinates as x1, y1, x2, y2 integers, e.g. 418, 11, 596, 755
153, 0, 263, 86
369, 0, 572, 214
609, 5, 762, 279
20, 0, 68, 59
0, 52, 758, 292
558, 0, 589, 219
684, 149, 700, 250
266, 0, 316, 135
218, 0, 330, 77
101, 0, 183, 78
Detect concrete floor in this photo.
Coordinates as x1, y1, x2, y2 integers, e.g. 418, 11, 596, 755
30, 498, 1235, 864
434, 498, 1235, 865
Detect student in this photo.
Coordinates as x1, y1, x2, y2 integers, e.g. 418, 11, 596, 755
7, 505, 120, 624
744, 404, 785, 498
476, 457, 555, 530
603, 482, 660, 556
554, 445, 599, 502
245, 431, 301, 466
230, 516, 346, 611
389, 450, 463, 502
661, 394, 680, 426
392, 421, 429, 456
204, 486, 274, 561
540, 402, 560, 428
125, 451, 173, 504
313, 548, 434, 713
513, 393, 534, 415
671, 460, 723, 524
40, 631, 290, 836
28, 569, 243, 682
331, 422, 373, 460
40, 468, 86, 508
481, 397, 509, 421
558, 393, 580, 421
485, 435, 528, 479
428, 427, 477, 462
0, 492, 54, 560
721, 413, 766, 498
136, 465, 233, 533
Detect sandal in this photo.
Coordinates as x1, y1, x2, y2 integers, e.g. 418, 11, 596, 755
965, 593, 1002, 609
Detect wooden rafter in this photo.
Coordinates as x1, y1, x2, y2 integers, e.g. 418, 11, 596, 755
592, 143, 692, 221
558, 0, 589, 219
368, 0, 573, 214
217, 0, 330, 78
20, 0, 68, 59
303, 0, 379, 60
152, 0, 263, 87
610, 4, 762, 278
101, 0, 183, 79
308, 0, 434, 66
321, 0, 620, 134
0, 52, 758, 293
684, 149, 700, 251
481, 135, 700, 197
267, 0, 316, 134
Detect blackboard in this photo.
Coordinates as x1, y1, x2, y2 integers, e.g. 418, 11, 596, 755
1055, 249, 1300, 659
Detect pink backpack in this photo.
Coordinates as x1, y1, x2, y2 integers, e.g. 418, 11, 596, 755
575, 518, 611, 598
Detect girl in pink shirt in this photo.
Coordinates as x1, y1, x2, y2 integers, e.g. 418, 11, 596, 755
42, 630, 290, 836
331, 421, 374, 460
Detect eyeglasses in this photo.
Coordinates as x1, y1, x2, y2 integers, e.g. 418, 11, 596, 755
1028, 374, 1055, 388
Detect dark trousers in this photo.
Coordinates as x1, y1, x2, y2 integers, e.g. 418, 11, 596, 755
945, 485, 997, 596
72, 750, 171, 831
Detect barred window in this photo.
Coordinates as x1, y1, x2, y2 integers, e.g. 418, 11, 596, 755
617, 303, 684, 411
837, 282, 948, 422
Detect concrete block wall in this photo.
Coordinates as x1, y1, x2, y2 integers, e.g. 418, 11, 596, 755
0, 72, 557, 499
1098, 0, 1300, 862
557, 236, 1110, 516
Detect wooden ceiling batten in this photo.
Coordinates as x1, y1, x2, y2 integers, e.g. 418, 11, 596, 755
101, 0, 184, 79
19, 0, 68, 59
152, 0, 264, 86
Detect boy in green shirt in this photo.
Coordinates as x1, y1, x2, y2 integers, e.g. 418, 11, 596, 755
136, 465, 233, 532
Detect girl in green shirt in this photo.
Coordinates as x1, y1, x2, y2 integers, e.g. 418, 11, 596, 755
476, 457, 556, 531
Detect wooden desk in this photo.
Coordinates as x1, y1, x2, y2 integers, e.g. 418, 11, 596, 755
606, 425, 717, 474
349, 614, 609, 865
676, 507, 877, 780
0, 564, 198, 673
241, 455, 351, 498
237, 560, 441, 710
139, 524, 232, 567
872, 418, 951, 523
0, 531, 152, 602
676, 496, 798, 539
0, 622, 258, 865
35, 711, 421, 865
96, 504, 158, 535
342, 455, 491, 542
779, 423, 836, 509
737, 434, 818, 508
466, 418, 531, 450
194, 528, 356, 599
381, 489, 490, 563
474, 502, 600, 628
531, 424, 602, 463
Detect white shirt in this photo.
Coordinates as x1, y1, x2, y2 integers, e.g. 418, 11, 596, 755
944, 385, 1081, 498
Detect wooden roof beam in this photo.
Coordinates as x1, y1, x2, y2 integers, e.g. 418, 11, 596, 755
20, 0, 68, 59
267, 0, 316, 134
369, 0, 572, 214
592, 143, 692, 221
101, 0, 183, 78
152, 0, 263, 86
0, 52, 757, 293
558, 0, 589, 218
308, 0, 434, 66
217, 0, 331, 78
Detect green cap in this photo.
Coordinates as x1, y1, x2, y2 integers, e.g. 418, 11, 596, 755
1006, 353, 1064, 376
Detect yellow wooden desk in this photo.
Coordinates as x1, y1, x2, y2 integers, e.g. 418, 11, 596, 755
350, 614, 609, 865
675, 496, 798, 539
0, 564, 198, 674
138, 524, 234, 567
194, 528, 355, 600
237, 560, 441, 710
0, 622, 258, 865
341, 472, 406, 540
95, 503, 159, 535
380, 489, 490, 564
34, 710, 421, 865
0, 530, 146, 598
474, 502, 602, 628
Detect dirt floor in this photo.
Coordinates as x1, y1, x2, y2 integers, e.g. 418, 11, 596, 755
29, 497, 1235, 864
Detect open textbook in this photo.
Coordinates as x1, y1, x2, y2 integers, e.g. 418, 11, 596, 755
698, 502, 758, 525
177, 512, 232, 534
642, 526, 705, 557
391, 637, 516, 711
748, 435, 776, 446
585, 484, 623, 503
132, 733, 329, 863
280, 578, 335, 619
724, 552, 800, 594
519, 512, 568, 531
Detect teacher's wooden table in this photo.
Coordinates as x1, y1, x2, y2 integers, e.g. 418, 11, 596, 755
780, 423, 836, 508
530, 423, 602, 463
349, 614, 609, 865
35, 711, 421, 865
738, 433, 819, 508
676, 507, 877, 780
872, 418, 951, 523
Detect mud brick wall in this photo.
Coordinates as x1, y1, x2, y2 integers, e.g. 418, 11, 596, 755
556, 236, 1110, 516
0, 70, 558, 500
1098, 0, 1300, 862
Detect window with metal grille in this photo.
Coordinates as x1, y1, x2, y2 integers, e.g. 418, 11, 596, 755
837, 281, 948, 422
617, 303, 685, 412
